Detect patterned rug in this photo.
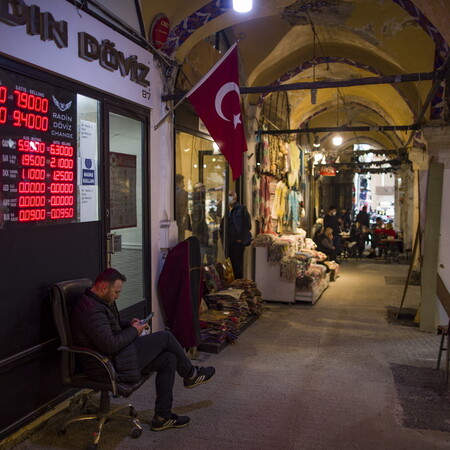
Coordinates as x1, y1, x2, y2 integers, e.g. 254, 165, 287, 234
390, 363, 450, 432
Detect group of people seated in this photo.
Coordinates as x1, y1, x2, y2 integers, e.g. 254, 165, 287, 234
313, 205, 401, 261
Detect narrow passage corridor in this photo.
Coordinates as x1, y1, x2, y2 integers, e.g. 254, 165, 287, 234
14, 261, 450, 450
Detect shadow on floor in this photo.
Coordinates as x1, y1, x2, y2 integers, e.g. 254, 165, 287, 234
391, 363, 450, 432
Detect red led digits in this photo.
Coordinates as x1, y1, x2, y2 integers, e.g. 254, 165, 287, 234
18, 181, 46, 193
21, 154, 46, 167
50, 196, 74, 206
19, 196, 46, 207
19, 209, 46, 222
13, 90, 49, 113
13, 110, 49, 131
52, 170, 74, 181
21, 168, 46, 180
0, 107, 6, 124
0, 86, 7, 103
50, 183, 74, 194
18, 139, 46, 153
49, 144, 74, 156
50, 208, 74, 219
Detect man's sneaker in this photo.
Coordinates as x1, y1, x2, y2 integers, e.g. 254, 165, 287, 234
151, 414, 190, 431
184, 366, 215, 389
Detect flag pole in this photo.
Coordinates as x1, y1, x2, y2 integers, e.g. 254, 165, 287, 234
153, 93, 188, 131
154, 43, 239, 131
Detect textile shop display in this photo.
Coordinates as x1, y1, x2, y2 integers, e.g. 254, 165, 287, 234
254, 231, 339, 304
198, 261, 264, 349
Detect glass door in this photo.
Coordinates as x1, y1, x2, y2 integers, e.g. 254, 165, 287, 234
106, 108, 148, 311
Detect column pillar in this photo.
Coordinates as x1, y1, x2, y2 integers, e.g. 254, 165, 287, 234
419, 126, 450, 331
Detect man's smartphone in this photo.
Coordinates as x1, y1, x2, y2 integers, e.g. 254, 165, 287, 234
139, 312, 154, 325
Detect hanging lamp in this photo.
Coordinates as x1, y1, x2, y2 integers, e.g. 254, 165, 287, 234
233, 0, 253, 13
313, 134, 320, 147
333, 90, 342, 146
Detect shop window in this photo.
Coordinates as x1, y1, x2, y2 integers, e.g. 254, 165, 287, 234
175, 131, 229, 264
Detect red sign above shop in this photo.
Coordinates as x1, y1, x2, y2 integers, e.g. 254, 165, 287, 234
150, 14, 170, 50
319, 165, 337, 176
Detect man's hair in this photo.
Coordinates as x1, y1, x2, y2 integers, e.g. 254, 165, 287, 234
175, 174, 184, 184
328, 206, 336, 212
95, 268, 127, 285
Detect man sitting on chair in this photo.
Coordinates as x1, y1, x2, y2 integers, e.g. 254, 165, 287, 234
70, 268, 215, 431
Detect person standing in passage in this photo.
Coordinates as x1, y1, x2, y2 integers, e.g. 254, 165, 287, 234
175, 174, 188, 242
323, 206, 341, 256
220, 191, 252, 279
356, 205, 370, 228
70, 268, 215, 432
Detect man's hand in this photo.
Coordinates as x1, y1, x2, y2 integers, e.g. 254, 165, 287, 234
132, 321, 148, 336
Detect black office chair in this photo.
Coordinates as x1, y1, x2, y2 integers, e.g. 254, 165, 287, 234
51, 279, 149, 449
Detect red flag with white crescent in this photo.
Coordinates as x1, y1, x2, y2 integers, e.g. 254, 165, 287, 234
186, 43, 248, 180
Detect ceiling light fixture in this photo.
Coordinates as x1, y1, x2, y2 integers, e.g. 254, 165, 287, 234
313, 134, 320, 147
333, 89, 342, 146
233, 0, 253, 13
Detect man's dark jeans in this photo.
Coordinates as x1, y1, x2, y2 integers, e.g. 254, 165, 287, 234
229, 240, 245, 279
134, 330, 194, 418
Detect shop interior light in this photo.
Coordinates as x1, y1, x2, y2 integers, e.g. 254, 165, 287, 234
314, 153, 323, 163
313, 134, 320, 147
233, 0, 253, 13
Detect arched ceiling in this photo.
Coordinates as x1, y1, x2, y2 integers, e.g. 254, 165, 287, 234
141, 0, 450, 154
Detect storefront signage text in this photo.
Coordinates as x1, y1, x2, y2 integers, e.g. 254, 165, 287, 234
0, 0, 150, 88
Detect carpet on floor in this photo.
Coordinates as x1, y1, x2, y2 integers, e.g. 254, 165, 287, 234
390, 363, 450, 432
386, 306, 419, 328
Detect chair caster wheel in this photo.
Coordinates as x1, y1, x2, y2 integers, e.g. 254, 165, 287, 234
129, 406, 138, 418
131, 427, 142, 439
86, 443, 97, 450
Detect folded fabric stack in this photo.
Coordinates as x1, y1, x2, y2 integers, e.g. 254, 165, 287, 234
252, 233, 278, 247
280, 254, 311, 282
268, 240, 291, 263
203, 288, 250, 343
199, 309, 237, 344
295, 263, 329, 293
229, 278, 264, 316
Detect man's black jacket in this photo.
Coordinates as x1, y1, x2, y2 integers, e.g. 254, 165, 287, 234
70, 289, 140, 383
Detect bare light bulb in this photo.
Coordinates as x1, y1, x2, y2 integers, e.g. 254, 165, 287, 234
333, 135, 342, 146
233, 0, 252, 13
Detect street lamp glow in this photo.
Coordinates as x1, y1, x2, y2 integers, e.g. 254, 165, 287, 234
233, 0, 253, 13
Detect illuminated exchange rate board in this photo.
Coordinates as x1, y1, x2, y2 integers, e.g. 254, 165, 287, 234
0, 68, 77, 226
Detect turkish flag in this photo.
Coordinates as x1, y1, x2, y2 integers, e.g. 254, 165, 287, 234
187, 43, 248, 180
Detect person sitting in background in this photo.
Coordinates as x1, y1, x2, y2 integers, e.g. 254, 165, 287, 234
316, 227, 337, 261
70, 268, 215, 432
340, 208, 352, 232
323, 206, 341, 255
384, 222, 396, 237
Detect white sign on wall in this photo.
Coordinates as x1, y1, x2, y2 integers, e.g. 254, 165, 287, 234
0, 0, 154, 109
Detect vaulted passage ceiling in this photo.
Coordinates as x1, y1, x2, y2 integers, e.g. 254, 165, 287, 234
141, 0, 450, 155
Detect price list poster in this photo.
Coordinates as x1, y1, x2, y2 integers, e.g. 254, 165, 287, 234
0, 68, 77, 227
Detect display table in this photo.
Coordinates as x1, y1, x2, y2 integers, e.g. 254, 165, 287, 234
255, 247, 296, 303
255, 247, 330, 304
